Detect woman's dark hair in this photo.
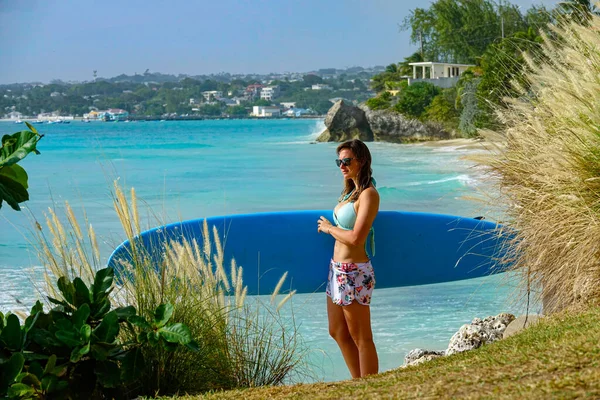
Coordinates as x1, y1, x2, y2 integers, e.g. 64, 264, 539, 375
336, 139, 373, 202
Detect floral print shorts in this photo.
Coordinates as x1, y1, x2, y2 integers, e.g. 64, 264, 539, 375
326, 259, 376, 306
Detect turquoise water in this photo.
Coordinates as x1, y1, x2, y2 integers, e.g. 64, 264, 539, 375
0, 119, 533, 382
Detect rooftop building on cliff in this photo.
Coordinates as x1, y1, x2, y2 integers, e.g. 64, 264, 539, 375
408, 62, 475, 89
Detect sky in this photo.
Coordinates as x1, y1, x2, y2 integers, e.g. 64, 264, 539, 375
0, 0, 560, 84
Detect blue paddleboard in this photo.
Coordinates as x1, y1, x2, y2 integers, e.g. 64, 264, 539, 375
108, 211, 508, 295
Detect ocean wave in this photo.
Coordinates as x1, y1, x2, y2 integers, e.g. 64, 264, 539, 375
406, 174, 479, 187
304, 120, 326, 141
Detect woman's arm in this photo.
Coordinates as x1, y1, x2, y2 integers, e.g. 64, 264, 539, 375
318, 187, 380, 246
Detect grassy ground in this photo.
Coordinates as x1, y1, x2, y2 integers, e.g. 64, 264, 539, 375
165, 304, 600, 399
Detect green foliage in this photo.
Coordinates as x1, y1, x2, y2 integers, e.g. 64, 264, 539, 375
0, 123, 43, 211
476, 28, 544, 129
252, 99, 271, 107
302, 74, 323, 86
365, 91, 393, 111
227, 105, 248, 116
424, 87, 460, 130
370, 63, 405, 92
0, 268, 196, 399
394, 82, 440, 120
402, 0, 531, 64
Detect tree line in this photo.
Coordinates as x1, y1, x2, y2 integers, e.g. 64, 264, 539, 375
367, 0, 598, 136
1, 73, 372, 118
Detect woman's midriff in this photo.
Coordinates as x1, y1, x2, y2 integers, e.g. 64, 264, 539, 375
333, 239, 369, 263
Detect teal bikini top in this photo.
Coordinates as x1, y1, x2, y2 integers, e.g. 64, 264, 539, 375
332, 179, 376, 257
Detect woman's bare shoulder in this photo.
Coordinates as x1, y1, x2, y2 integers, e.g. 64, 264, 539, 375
359, 186, 380, 202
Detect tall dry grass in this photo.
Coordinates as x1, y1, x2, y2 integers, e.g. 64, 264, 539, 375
33, 181, 309, 395
473, 15, 600, 313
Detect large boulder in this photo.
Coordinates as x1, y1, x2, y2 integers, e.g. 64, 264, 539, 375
316, 100, 453, 143
316, 100, 373, 142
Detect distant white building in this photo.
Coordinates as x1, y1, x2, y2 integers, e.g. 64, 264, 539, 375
6, 111, 23, 120
202, 91, 223, 101
312, 84, 332, 90
252, 106, 281, 117
260, 86, 280, 101
280, 102, 296, 109
408, 61, 474, 88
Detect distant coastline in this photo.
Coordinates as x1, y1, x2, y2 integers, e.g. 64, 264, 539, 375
0, 115, 326, 123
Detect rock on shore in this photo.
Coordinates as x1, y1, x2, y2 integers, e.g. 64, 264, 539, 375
403, 313, 516, 367
316, 100, 453, 143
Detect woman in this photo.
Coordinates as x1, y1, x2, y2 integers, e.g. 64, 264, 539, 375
317, 139, 379, 378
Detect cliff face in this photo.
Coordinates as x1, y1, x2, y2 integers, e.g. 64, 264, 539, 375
316, 100, 452, 143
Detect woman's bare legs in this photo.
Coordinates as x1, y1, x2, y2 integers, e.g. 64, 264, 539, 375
327, 298, 361, 378
343, 301, 378, 376
327, 298, 378, 378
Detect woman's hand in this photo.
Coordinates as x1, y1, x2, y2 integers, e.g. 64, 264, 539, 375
318, 216, 333, 234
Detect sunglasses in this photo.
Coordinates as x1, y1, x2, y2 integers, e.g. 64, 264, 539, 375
335, 158, 356, 167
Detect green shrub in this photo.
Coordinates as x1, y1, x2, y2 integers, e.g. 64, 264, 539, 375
0, 268, 195, 399
394, 82, 440, 120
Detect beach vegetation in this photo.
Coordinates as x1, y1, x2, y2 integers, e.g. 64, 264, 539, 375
472, 13, 600, 313
18, 182, 308, 396
0, 269, 195, 399
0, 122, 42, 211
367, 0, 559, 137
364, 91, 392, 111
393, 82, 440, 120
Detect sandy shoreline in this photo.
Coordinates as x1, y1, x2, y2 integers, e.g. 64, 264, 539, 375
411, 138, 491, 151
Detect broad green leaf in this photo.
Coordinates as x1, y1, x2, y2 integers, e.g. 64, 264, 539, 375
0, 164, 28, 190
55, 329, 82, 347
120, 348, 145, 383
28, 361, 44, 380
0, 130, 42, 168
95, 361, 120, 388
56, 277, 75, 305
0, 311, 4, 330
41, 374, 58, 393
73, 278, 91, 307
43, 355, 57, 376
115, 305, 135, 321
72, 303, 90, 329
90, 344, 109, 361
70, 342, 90, 363
91, 268, 114, 303
159, 323, 192, 344
92, 311, 119, 343
30, 301, 43, 315
1, 314, 22, 350
7, 383, 35, 397
128, 315, 150, 330
30, 329, 62, 348
91, 299, 111, 320
154, 303, 174, 328
18, 372, 41, 388
0, 353, 24, 391
0, 173, 28, 211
